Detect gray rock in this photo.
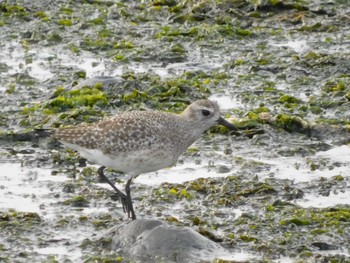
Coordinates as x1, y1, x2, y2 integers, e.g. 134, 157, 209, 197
110, 219, 232, 262
71, 76, 125, 92
216, 165, 231, 174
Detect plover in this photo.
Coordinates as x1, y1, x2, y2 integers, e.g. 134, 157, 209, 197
54, 99, 236, 219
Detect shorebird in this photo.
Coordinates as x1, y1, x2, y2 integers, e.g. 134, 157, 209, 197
54, 99, 236, 220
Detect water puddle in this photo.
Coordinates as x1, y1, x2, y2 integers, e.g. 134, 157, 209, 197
270, 39, 309, 53
209, 93, 245, 110
0, 162, 56, 215
134, 161, 233, 186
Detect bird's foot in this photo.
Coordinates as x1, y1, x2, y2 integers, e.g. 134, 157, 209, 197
97, 166, 136, 220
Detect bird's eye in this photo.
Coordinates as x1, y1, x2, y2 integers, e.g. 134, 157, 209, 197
201, 109, 211, 116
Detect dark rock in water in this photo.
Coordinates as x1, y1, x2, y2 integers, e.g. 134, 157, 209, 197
110, 219, 232, 262
216, 165, 231, 174
312, 242, 338, 251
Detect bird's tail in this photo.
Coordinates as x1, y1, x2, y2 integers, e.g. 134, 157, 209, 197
0, 128, 53, 142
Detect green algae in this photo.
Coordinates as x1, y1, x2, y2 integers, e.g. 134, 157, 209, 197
280, 217, 310, 226
0, 211, 41, 229
4, 83, 15, 94
275, 114, 309, 133
63, 195, 89, 207
154, 184, 195, 201
34, 11, 49, 21
278, 94, 300, 104
4, 0, 347, 136
240, 235, 258, 243
17, 70, 220, 129
62, 182, 77, 194
83, 255, 124, 263
0, 3, 27, 17
92, 214, 115, 229
237, 183, 276, 197
198, 227, 223, 242
57, 19, 73, 26
155, 23, 253, 41
170, 188, 193, 199
47, 87, 109, 112
0, 210, 42, 252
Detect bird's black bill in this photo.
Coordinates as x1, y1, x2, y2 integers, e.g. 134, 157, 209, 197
217, 117, 237, 130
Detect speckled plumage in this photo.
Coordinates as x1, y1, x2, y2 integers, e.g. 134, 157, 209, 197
54, 99, 236, 219
54, 99, 233, 177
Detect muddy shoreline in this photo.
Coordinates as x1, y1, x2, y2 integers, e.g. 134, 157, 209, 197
1, 1, 350, 262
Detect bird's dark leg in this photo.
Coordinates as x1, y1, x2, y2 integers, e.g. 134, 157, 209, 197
97, 166, 128, 213
97, 166, 136, 220
125, 177, 136, 220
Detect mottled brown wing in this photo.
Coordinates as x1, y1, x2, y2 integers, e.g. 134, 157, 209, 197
54, 111, 176, 155
95, 111, 174, 154
54, 124, 99, 149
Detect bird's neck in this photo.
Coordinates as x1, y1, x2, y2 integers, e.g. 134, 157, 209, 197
175, 114, 204, 148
